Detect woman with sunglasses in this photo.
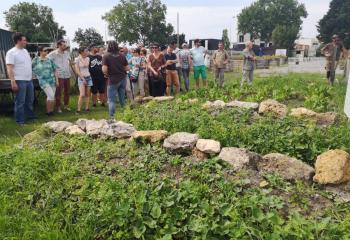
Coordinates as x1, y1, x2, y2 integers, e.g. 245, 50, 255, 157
32, 46, 58, 116
148, 43, 166, 96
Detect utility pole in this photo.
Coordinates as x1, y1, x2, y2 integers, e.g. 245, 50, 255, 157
177, 12, 180, 47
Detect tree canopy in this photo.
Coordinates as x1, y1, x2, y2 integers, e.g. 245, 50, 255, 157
222, 29, 230, 49
167, 33, 186, 47
317, 0, 350, 48
74, 28, 105, 47
237, 0, 307, 47
4, 2, 65, 43
103, 0, 174, 45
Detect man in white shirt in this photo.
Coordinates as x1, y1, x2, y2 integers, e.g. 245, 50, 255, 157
6, 32, 35, 125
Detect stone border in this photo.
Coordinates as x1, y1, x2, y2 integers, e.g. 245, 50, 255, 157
41, 118, 350, 187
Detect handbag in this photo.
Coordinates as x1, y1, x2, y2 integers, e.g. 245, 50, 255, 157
130, 58, 144, 83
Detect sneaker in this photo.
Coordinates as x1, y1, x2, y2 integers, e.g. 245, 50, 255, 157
46, 112, 54, 117
64, 106, 71, 111
75, 110, 81, 115
92, 104, 97, 107
57, 108, 62, 113
85, 109, 90, 112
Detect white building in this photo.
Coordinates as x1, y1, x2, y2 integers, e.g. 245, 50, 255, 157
294, 38, 320, 57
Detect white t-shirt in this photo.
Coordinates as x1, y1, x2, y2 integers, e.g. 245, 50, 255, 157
5, 47, 32, 81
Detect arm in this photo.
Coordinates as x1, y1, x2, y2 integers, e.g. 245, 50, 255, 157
102, 65, 108, 77
74, 60, 84, 80
6, 64, 18, 92
147, 56, 158, 75
212, 52, 217, 65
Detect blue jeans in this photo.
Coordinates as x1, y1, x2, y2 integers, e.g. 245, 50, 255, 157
181, 68, 190, 91
107, 79, 126, 118
14, 80, 35, 124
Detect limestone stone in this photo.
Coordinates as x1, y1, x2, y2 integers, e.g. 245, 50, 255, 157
44, 121, 73, 133
65, 125, 85, 135
313, 150, 350, 184
100, 121, 136, 138
196, 139, 221, 154
154, 96, 174, 102
226, 100, 259, 110
218, 147, 261, 171
192, 147, 209, 160
202, 100, 226, 110
258, 153, 315, 181
163, 132, 199, 153
258, 99, 288, 118
133, 130, 168, 143
85, 119, 108, 136
76, 118, 88, 131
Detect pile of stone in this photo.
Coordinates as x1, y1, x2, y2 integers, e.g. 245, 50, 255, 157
200, 98, 338, 126
30, 119, 349, 193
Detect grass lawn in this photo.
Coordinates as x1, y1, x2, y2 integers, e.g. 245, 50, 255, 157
1, 71, 350, 239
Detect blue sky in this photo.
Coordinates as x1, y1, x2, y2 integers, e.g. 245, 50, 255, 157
0, 0, 331, 44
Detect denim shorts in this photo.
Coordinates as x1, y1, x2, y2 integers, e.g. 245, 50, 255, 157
78, 76, 93, 87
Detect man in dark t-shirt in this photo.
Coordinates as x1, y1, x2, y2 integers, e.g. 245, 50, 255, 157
102, 41, 129, 119
164, 46, 180, 96
89, 45, 106, 107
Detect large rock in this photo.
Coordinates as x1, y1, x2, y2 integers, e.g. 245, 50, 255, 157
76, 118, 88, 131
202, 100, 226, 110
316, 112, 338, 126
290, 107, 317, 118
133, 130, 168, 143
290, 108, 338, 126
100, 121, 136, 139
196, 139, 221, 154
44, 121, 73, 133
258, 153, 315, 181
154, 96, 174, 102
65, 125, 85, 135
218, 147, 261, 171
258, 99, 288, 118
85, 119, 108, 136
192, 147, 209, 160
22, 127, 52, 148
226, 100, 259, 110
313, 150, 350, 184
163, 132, 199, 153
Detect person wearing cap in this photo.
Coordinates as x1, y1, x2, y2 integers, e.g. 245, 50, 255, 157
190, 39, 208, 88
32, 46, 58, 116
321, 34, 346, 85
212, 41, 229, 87
178, 42, 192, 91
89, 44, 106, 107
48, 39, 73, 112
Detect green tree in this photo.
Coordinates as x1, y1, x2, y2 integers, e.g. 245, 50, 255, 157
103, 0, 173, 45
74, 28, 105, 47
317, 0, 350, 48
4, 2, 65, 42
238, 0, 307, 43
167, 33, 186, 46
222, 29, 230, 49
272, 25, 300, 49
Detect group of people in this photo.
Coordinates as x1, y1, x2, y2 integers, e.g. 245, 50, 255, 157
6, 31, 246, 124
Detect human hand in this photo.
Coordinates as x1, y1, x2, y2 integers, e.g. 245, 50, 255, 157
11, 81, 18, 92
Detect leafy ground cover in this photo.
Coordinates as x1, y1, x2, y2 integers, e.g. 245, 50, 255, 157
1, 72, 350, 239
